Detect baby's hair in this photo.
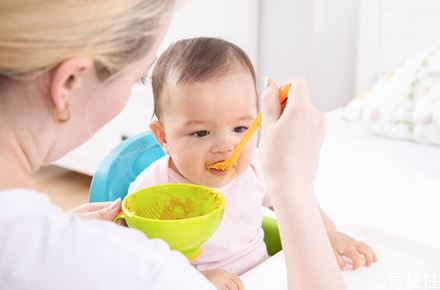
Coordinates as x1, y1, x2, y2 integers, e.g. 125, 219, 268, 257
151, 37, 258, 119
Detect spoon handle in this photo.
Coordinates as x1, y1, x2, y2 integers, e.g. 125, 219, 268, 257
226, 112, 262, 164
207, 112, 262, 170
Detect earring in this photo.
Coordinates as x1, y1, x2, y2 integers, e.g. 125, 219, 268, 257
52, 102, 71, 123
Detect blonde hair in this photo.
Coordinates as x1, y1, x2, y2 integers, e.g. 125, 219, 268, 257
0, 0, 174, 84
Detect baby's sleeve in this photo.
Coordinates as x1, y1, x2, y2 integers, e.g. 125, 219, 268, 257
250, 152, 273, 208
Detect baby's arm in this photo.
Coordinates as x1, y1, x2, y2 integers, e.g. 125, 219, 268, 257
319, 207, 378, 270
319, 207, 337, 232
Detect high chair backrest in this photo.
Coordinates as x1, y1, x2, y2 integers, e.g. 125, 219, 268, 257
89, 132, 164, 202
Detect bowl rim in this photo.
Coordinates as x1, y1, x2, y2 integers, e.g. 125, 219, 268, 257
122, 183, 225, 223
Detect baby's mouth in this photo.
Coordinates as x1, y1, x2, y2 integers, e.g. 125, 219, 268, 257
207, 164, 232, 176
208, 168, 231, 176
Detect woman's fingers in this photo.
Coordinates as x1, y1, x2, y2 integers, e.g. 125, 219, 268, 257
261, 78, 312, 125
67, 198, 121, 221
69, 201, 116, 213
261, 76, 280, 127
286, 78, 310, 105
259, 77, 324, 183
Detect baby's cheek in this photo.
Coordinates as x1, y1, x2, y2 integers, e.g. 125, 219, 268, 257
185, 155, 205, 176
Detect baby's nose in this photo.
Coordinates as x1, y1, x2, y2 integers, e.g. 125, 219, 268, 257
211, 136, 236, 154
212, 143, 234, 154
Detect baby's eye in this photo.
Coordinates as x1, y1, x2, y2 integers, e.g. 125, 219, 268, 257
233, 126, 248, 133
191, 130, 210, 138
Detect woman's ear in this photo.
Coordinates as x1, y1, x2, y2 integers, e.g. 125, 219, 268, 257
150, 120, 169, 154
50, 57, 96, 119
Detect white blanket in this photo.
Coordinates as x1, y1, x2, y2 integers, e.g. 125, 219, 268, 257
242, 226, 440, 290
317, 110, 440, 248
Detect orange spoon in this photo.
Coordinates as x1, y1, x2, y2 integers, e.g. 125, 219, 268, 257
207, 83, 291, 172
279, 83, 291, 110
207, 112, 262, 171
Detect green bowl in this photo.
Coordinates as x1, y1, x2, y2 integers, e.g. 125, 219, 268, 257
115, 183, 224, 260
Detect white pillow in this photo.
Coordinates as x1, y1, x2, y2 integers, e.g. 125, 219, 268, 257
344, 46, 440, 145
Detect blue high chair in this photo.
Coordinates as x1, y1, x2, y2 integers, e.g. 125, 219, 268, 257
89, 132, 282, 256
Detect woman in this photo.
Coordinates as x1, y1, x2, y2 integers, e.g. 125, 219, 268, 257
0, 1, 345, 289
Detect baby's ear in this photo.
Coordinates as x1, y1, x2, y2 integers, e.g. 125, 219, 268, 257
149, 121, 169, 154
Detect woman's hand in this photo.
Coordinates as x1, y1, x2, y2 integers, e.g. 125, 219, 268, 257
201, 269, 244, 290
258, 77, 346, 290
328, 230, 378, 270
259, 78, 326, 188
67, 198, 121, 221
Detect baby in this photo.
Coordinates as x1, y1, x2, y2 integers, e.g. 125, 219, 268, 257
129, 37, 376, 278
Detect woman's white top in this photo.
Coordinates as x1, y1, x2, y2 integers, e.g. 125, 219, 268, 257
0, 189, 215, 290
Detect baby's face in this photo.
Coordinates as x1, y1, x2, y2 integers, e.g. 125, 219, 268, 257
159, 71, 258, 188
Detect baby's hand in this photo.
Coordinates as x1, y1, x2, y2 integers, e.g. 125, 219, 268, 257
327, 230, 377, 271
201, 269, 244, 290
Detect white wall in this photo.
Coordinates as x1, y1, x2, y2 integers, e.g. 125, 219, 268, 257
258, 0, 360, 111
161, 0, 258, 64
257, 0, 313, 92
356, 0, 440, 93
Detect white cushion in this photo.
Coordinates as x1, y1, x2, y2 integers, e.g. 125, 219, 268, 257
343, 46, 440, 145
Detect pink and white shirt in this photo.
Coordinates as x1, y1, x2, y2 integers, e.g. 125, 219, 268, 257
129, 153, 272, 274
